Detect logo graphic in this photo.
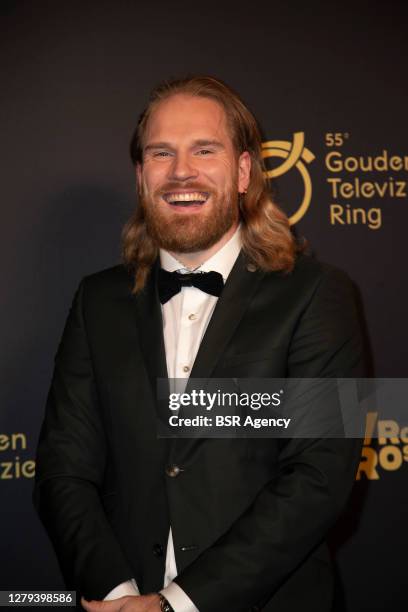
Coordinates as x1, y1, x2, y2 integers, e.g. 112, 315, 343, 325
262, 132, 315, 225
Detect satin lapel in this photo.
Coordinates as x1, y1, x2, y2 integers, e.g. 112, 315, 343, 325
189, 252, 265, 380
171, 252, 265, 463
132, 260, 169, 405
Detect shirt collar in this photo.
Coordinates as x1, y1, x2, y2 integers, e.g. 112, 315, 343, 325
160, 225, 242, 282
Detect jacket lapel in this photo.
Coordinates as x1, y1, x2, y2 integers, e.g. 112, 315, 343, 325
189, 252, 265, 380
171, 252, 265, 462
132, 260, 169, 409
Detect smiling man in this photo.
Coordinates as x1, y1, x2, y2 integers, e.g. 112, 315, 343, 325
136, 93, 247, 262
34, 76, 364, 612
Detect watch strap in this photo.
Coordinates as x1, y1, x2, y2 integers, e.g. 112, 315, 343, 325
159, 593, 174, 612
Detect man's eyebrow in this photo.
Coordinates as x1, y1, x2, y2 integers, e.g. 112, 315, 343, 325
143, 142, 173, 153
192, 139, 225, 149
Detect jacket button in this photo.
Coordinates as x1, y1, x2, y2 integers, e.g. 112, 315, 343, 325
152, 543, 164, 557
166, 465, 181, 477
246, 263, 257, 272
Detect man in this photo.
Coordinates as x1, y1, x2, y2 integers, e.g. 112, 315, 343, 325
34, 76, 364, 612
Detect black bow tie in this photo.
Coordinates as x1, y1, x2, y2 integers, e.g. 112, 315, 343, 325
158, 268, 224, 304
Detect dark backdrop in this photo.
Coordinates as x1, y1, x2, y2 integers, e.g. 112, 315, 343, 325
1, 1, 407, 610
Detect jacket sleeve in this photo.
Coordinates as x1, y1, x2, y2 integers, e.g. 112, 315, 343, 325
33, 280, 133, 601
173, 267, 365, 612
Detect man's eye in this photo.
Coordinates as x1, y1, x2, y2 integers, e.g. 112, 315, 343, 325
197, 149, 213, 156
153, 151, 171, 158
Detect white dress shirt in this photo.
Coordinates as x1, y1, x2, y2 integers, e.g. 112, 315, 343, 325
105, 227, 242, 611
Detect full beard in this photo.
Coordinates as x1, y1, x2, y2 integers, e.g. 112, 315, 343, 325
140, 185, 240, 253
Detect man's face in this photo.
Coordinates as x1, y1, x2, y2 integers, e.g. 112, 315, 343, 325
137, 93, 251, 253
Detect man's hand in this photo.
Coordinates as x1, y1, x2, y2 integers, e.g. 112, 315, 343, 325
81, 594, 161, 612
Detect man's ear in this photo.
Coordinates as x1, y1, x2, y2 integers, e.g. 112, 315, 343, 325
238, 151, 251, 193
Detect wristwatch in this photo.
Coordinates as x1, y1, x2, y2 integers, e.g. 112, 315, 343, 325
158, 593, 174, 612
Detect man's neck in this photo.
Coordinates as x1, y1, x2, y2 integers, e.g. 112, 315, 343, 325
168, 222, 239, 270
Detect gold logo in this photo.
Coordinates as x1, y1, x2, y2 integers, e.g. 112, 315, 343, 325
262, 132, 315, 225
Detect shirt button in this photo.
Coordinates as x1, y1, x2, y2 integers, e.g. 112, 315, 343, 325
182, 365, 190, 373
188, 313, 197, 321
166, 465, 181, 477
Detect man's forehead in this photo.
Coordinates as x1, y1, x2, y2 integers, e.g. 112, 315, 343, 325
145, 94, 229, 142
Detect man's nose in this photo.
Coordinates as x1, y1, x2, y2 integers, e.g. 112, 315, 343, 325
168, 153, 198, 181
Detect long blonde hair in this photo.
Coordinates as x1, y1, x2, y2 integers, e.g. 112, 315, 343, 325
122, 75, 299, 293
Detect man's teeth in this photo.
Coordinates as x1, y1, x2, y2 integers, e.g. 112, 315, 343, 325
166, 192, 208, 204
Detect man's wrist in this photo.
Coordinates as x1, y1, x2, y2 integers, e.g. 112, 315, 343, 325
158, 593, 174, 612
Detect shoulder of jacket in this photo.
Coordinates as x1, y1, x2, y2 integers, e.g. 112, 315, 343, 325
293, 253, 352, 286
80, 264, 134, 297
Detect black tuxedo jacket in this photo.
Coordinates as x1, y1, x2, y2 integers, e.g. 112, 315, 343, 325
34, 252, 364, 612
